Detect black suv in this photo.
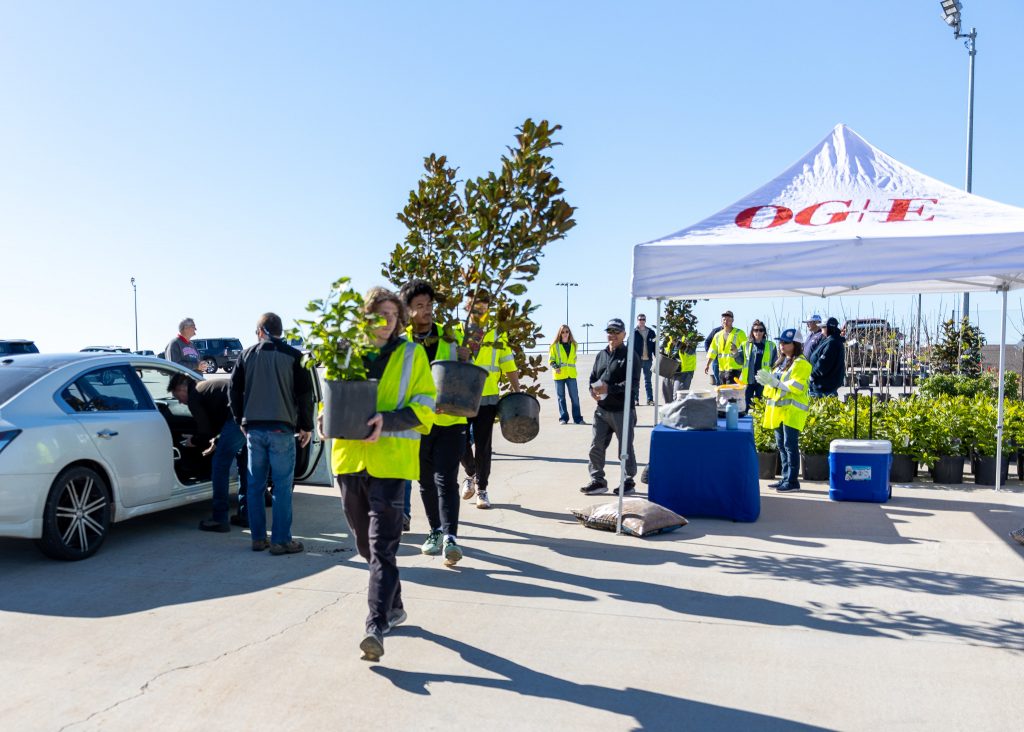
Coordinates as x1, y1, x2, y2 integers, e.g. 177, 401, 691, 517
192, 338, 244, 374
0, 339, 39, 355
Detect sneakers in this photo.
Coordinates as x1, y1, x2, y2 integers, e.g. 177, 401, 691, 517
385, 608, 407, 634
359, 626, 385, 662
767, 480, 785, 489
251, 539, 270, 552
198, 519, 230, 533
402, 514, 411, 533
647, 399, 655, 406
461, 476, 477, 500
580, 481, 608, 495
476, 490, 491, 509
443, 537, 463, 566
559, 419, 568, 425
269, 540, 304, 555
421, 529, 443, 556
776, 483, 801, 492
623, 478, 636, 495
1010, 527, 1024, 545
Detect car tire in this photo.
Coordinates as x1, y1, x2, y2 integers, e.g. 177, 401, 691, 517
201, 358, 217, 374
36, 466, 112, 561
223, 365, 233, 373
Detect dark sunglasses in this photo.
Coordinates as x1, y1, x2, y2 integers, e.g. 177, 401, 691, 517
752, 328, 765, 332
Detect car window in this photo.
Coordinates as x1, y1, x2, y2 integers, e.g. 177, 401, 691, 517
0, 367, 46, 404
226, 339, 242, 350
136, 366, 193, 417
207, 339, 223, 350
60, 366, 152, 412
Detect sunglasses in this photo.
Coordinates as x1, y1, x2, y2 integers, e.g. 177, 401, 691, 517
752, 328, 765, 332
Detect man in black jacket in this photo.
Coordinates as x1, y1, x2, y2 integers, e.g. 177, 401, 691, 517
169, 373, 248, 532
230, 313, 314, 555
582, 318, 642, 495
809, 317, 846, 397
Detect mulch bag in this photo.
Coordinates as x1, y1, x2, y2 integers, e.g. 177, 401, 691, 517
570, 498, 688, 537
659, 391, 717, 430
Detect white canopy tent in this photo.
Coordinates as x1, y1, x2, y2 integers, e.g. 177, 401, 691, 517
616, 124, 1024, 530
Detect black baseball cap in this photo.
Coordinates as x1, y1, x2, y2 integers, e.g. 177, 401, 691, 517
605, 318, 626, 333
825, 316, 840, 328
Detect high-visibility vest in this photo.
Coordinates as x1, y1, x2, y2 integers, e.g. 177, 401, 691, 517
663, 337, 697, 373
406, 324, 467, 428
762, 355, 812, 431
454, 321, 517, 406
708, 328, 747, 370
739, 340, 778, 385
331, 339, 437, 480
548, 340, 577, 380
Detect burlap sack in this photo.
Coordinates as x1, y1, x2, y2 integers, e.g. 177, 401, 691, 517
569, 498, 688, 537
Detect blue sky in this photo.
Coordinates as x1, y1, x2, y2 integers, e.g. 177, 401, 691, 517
3, 1, 1024, 357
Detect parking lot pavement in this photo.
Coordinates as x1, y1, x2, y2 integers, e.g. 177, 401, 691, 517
1, 374, 1023, 729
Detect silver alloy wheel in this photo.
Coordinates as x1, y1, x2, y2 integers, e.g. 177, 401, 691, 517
55, 473, 107, 553
202, 358, 217, 374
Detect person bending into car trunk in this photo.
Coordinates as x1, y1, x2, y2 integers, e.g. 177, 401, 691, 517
229, 313, 313, 555
168, 373, 248, 532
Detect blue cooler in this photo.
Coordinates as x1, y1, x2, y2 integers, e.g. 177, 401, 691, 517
828, 439, 892, 502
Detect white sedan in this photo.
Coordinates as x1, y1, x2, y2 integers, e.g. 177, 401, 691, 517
0, 353, 328, 560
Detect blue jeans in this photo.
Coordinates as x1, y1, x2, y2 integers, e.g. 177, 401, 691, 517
555, 378, 583, 423
210, 421, 247, 523
403, 480, 412, 518
246, 427, 296, 544
639, 359, 653, 402
774, 424, 801, 486
711, 361, 720, 386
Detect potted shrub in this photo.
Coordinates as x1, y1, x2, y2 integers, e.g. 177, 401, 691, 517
874, 397, 924, 482
920, 395, 970, 484
292, 277, 384, 440
749, 398, 780, 479
967, 394, 1011, 485
800, 396, 845, 481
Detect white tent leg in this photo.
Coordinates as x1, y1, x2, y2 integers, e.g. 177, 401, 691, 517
653, 299, 662, 424
616, 298, 638, 535
996, 287, 1008, 492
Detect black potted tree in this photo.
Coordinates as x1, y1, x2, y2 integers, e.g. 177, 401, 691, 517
968, 394, 1011, 485
293, 277, 383, 440
874, 397, 922, 483
657, 300, 702, 385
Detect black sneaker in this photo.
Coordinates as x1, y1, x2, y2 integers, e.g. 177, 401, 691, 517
766, 480, 784, 489
402, 514, 411, 533
360, 626, 385, 662
198, 519, 230, 533
776, 483, 801, 492
385, 608, 407, 634
623, 478, 636, 494
580, 481, 608, 495
647, 399, 655, 406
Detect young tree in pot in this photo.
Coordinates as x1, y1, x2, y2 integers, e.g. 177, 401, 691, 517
658, 299, 702, 383
291, 277, 384, 439
874, 397, 923, 482
920, 395, 970, 484
966, 394, 1011, 485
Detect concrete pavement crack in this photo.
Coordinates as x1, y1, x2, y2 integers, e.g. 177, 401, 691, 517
57, 593, 348, 732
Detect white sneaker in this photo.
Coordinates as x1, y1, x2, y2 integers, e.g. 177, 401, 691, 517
476, 490, 491, 509
461, 477, 477, 500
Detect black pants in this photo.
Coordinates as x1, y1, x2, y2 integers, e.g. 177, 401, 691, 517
461, 403, 498, 490
337, 474, 404, 632
419, 423, 467, 536
588, 406, 637, 484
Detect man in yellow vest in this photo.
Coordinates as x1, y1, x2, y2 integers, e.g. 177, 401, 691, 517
401, 279, 468, 566
704, 310, 746, 384
326, 287, 436, 662
756, 328, 811, 492
456, 289, 521, 510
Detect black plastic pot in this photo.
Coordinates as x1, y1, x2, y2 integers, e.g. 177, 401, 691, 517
802, 453, 830, 481
890, 454, 917, 483
858, 374, 872, 388
876, 372, 889, 387
929, 455, 965, 485
974, 455, 1010, 486
757, 451, 780, 479
890, 374, 905, 387
431, 360, 488, 418
656, 355, 680, 378
322, 379, 378, 440
876, 393, 891, 403
496, 392, 541, 444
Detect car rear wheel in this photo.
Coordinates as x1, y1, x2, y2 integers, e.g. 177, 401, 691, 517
36, 466, 111, 561
201, 358, 217, 374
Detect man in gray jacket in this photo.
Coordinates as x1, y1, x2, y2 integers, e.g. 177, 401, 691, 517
229, 313, 313, 555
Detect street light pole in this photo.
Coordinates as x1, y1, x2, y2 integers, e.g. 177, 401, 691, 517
555, 282, 578, 326
130, 277, 139, 352
582, 322, 594, 354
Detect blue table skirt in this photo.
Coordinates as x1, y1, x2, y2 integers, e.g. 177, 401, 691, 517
648, 417, 761, 522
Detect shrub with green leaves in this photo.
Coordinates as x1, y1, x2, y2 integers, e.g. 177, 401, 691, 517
799, 397, 847, 455
749, 398, 777, 452
873, 397, 929, 463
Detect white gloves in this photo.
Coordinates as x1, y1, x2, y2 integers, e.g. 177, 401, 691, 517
755, 369, 782, 389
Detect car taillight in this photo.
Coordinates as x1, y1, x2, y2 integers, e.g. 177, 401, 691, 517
0, 429, 21, 455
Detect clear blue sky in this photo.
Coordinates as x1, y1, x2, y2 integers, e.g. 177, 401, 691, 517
3, 1, 1024, 358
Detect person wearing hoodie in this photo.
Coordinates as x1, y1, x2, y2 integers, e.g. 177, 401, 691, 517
809, 317, 846, 397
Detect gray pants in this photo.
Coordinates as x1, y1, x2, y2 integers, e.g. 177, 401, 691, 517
661, 371, 694, 403
588, 406, 638, 485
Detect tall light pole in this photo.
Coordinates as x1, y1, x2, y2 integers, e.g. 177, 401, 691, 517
130, 277, 138, 352
581, 323, 594, 354
555, 282, 578, 326
939, 0, 977, 322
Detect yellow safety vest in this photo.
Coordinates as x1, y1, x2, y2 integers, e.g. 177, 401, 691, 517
454, 321, 517, 406
406, 324, 467, 428
708, 328, 747, 371
663, 337, 697, 373
331, 339, 437, 480
739, 340, 778, 385
548, 341, 577, 380
762, 355, 812, 431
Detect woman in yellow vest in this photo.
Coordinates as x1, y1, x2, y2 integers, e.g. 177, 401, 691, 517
740, 319, 778, 406
549, 324, 583, 425
326, 286, 436, 662
755, 328, 811, 493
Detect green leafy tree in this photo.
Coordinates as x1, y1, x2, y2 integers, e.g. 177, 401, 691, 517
930, 317, 984, 377
660, 300, 702, 356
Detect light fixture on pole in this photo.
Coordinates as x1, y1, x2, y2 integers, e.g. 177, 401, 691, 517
581, 323, 594, 354
130, 277, 139, 352
939, 0, 977, 323
555, 282, 578, 326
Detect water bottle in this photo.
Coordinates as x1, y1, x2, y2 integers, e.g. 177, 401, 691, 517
725, 398, 739, 430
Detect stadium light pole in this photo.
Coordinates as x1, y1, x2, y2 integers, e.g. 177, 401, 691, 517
555, 282, 578, 326
130, 277, 139, 352
582, 322, 594, 354
939, 0, 977, 323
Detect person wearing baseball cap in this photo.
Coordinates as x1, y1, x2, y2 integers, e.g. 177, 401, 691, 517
809, 317, 846, 397
581, 317, 641, 495
755, 327, 811, 492
704, 310, 746, 385
804, 314, 824, 357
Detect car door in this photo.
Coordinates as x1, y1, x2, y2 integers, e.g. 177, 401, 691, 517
295, 367, 329, 486
60, 364, 175, 508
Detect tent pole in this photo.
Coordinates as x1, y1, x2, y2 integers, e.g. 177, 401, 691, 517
653, 299, 662, 424
996, 287, 1007, 492
616, 298, 638, 535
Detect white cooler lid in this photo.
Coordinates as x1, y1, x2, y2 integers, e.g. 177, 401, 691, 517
829, 439, 892, 454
